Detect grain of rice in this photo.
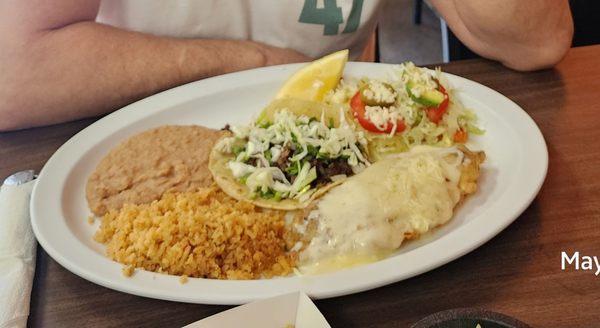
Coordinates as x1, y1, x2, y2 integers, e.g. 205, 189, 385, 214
179, 275, 189, 284
122, 265, 135, 277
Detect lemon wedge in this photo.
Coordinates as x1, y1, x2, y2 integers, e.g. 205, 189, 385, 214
275, 49, 348, 101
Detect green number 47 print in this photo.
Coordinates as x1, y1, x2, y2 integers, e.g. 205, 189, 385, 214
299, 0, 364, 35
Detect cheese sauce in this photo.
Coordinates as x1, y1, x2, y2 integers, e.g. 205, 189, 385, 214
299, 146, 463, 274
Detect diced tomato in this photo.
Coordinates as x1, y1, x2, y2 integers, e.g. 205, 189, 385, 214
425, 84, 449, 124
350, 91, 405, 134
453, 128, 468, 143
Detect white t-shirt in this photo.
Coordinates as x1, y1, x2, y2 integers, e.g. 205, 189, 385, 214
96, 0, 383, 59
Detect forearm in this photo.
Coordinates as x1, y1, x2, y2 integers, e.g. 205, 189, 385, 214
432, 0, 573, 70
0, 22, 281, 131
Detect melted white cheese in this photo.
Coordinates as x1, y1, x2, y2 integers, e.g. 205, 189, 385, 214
299, 146, 463, 273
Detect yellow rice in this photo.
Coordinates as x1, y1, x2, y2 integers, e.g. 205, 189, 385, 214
94, 185, 296, 279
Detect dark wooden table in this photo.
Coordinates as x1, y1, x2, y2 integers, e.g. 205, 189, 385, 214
2, 45, 600, 327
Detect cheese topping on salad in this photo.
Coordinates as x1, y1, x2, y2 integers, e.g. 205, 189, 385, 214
362, 80, 397, 105
399, 62, 438, 97
324, 61, 484, 159
216, 109, 370, 201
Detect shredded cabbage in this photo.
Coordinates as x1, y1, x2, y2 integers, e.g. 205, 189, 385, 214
324, 61, 483, 160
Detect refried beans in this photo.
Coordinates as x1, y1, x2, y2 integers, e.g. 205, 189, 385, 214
86, 125, 224, 216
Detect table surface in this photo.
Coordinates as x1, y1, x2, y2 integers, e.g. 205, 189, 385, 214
2, 45, 600, 328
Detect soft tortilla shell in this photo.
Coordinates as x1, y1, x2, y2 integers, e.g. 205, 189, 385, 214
208, 135, 343, 210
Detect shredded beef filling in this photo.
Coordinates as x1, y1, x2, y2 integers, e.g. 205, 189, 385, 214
310, 158, 353, 187
275, 146, 291, 172
247, 142, 355, 190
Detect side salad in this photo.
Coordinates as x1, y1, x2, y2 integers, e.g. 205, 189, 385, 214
325, 62, 484, 159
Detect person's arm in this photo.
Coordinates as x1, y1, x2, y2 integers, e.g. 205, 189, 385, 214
431, 0, 573, 71
0, 0, 309, 131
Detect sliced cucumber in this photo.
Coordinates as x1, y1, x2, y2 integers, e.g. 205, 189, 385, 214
406, 80, 444, 107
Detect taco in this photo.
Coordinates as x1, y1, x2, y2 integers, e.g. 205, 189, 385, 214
323, 62, 484, 162
209, 98, 370, 210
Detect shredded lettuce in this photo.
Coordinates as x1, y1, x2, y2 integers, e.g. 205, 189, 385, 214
324, 61, 484, 160
291, 162, 317, 196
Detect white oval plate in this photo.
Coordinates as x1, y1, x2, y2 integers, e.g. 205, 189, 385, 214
31, 63, 547, 305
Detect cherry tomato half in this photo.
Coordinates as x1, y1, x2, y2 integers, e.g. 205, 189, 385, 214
453, 128, 468, 143
425, 83, 450, 124
350, 91, 406, 134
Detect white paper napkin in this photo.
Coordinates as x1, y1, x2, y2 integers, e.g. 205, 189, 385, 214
184, 292, 331, 328
0, 181, 37, 328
